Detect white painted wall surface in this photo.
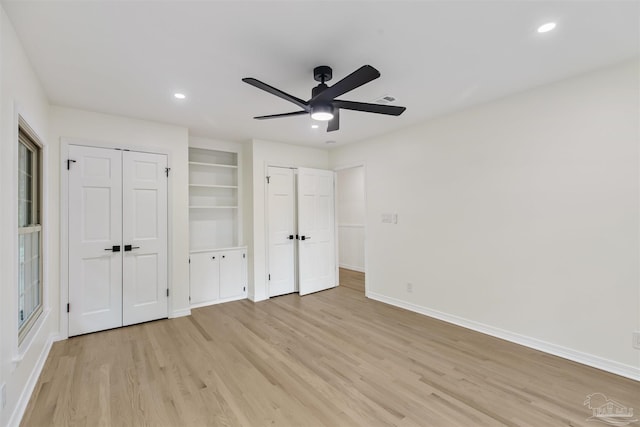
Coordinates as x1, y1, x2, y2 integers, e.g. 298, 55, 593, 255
1, 7, 55, 427
329, 60, 640, 379
50, 106, 190, 322
336, 166, 365, 272
248, 139, 329, 301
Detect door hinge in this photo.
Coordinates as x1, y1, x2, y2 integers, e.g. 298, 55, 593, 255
66, 303, 70, 313
243, 253, 246, 258
268, 274, 271, 281
188, 257, 191, 264
243, 286, 246, 292
165, 167, 171, 177
66, 159, 76, 170
266, 176, 270, 184
166, 289, 169, 297
19, 310, 24, 321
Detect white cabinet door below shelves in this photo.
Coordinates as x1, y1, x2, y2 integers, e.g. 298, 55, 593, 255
190, 252, 220, 304
220, 250, 244, 299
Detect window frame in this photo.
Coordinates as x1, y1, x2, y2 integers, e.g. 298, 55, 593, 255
17, 123, 43, 344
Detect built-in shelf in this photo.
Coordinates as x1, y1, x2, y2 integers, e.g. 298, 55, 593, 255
189, 161, 238, 169
189, 146, 240, 251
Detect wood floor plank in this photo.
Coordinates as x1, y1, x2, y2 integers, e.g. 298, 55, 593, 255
21, 283, 639, 427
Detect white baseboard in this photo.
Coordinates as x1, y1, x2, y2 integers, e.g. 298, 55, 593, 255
190, 294, 247, 309
8, 332, 56, 427
367, 292, 640, 381
339, 264, 365, 273
169, 309, 191, 318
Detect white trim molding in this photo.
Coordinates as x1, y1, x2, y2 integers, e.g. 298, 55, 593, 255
8, 333, 56, 427
368, 292, 640, 381
338, 264, 365, 273
169, 309, 191, 319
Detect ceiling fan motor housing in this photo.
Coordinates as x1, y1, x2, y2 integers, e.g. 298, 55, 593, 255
313, 65, 333, 83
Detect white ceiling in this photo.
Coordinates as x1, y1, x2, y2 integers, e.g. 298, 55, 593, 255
2, 1, 639, 147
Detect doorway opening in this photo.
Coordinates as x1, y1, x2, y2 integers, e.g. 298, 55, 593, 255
336, 165, 366, 294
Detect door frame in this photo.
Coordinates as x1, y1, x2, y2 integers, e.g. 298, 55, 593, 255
333, 163, 368, 296
264, 162, 340, 298
60, 138, 172, 339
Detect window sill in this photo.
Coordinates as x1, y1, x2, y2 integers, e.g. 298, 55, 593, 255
12, 308, 50, 367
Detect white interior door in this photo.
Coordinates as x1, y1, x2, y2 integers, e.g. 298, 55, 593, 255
68, 145, 123, 336
267, 167, 296, 297
122, 151, 168, 325
297, 167, 336, 296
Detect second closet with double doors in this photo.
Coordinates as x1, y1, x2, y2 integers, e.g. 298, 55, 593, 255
267, 166, 337, 297
67, 144, 169, 336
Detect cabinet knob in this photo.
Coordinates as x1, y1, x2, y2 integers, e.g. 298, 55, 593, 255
222, 255, 226, 259
212, 256, 216, 260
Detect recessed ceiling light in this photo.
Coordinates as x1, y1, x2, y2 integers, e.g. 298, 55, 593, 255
174, 93, 186, 99
537, 22, 556, 33
325, 140, 336, 144
311, 124, 319, 129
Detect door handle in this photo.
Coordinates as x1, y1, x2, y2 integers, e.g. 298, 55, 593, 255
124, 245, 140, 252
300, 235, 311, 241
288, 235, 294, 240
105, 245, 121, 252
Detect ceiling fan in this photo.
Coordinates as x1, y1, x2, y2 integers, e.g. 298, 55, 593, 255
242, 65, 406, 132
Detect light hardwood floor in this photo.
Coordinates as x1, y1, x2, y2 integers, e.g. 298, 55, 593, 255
339, 267, 365, 293
22, 286, 639, 426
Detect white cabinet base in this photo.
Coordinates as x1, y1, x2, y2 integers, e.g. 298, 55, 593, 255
189, 247, 247, 308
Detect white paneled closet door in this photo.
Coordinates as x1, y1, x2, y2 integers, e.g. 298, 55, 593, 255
68, 146, 168, 336
122, 151, 168, 326
267, 167, 296, 297
297, 167, 336, 296
68, 145, 123, 336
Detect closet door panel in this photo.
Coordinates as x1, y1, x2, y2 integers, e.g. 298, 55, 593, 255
267, 167, 296, 297
297, 168, 336, 296
122, 151, 168, 326
68, 145, 123, 336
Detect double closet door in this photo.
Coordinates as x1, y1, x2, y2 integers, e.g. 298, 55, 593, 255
68, 145, 168, 336
268, 166, 336, 297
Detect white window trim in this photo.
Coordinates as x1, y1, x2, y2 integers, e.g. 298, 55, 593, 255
11, 113, 50, 364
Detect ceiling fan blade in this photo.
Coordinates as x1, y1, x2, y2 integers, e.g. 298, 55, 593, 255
312, 65, 380, 102
333, 100, 406, 116
242, 78, 309, 110
327, 109, 340, 132
254, 111, 308, 120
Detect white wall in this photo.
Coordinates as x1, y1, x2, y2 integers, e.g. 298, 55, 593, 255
246, 139, 329, 301
336, 166, 365, 272
49, 106, 191, 323
0, 6, 55, 427
330, 60, 640, 379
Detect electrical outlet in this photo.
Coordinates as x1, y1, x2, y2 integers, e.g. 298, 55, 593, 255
1, 382, 6, 410
633, 332, 640, 350
406, 282, 413, 293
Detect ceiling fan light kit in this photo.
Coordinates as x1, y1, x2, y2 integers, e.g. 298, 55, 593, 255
243, 65, 406, 132
310, 104, 334, 121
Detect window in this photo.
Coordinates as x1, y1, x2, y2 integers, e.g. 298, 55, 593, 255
18, 124, 43, 342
